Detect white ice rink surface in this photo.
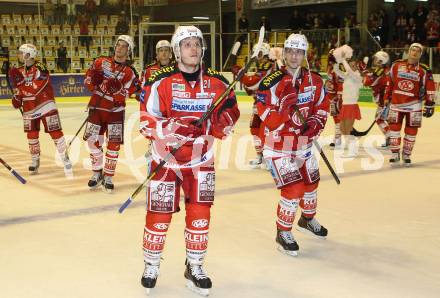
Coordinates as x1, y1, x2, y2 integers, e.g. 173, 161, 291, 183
1, 100, 440, 298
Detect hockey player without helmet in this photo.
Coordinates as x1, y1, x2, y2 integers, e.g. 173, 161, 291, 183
115, 35, 135, 55
19, 43, 38, 60
373, 50, 390, 65
171, 25, 206, 62
253, 42, 270, 57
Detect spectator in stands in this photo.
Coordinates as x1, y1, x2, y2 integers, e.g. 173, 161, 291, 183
394, 4, 410, 44
44, 0, 55, 26
115, 14, 129, 35
327, 12, 340, 29
55, 0, 65, 25
79, 13, 91, 51
377, 9, 389, 46
259, 16, 271, 32
425, 12, 439, 48
405, 17, 417, 45
288, 9, 305, 31
57, 41, 68, 73
84, 0, 98, 29
412, 3, 428, 42
238, 13, 249, 32
66, 0, 77, 27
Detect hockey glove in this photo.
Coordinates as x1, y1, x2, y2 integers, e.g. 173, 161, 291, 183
423, 101, 435, 118
12, 94, 23, 109
300, 119, 321, 142
8, 67, 25, 88
102, 78, 122, 94
90, 69, 104, 86
211, 107, 240, 137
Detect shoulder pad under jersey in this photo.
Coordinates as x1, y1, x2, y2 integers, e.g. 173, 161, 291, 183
259, 70, 285, 90
144, 61, 157, 69
127, 63, 139, 77
373, 67, 384, 76
420, 63, 431, 71
205, 68, 229, 85
258, 62, 273, 71
146, 65, 178, 85
35, 62, 48, 72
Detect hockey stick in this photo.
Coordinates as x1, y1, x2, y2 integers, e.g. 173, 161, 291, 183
350, 119, 376, 137
0, 157, 27, 184
293, 106, 341, 185
118, 26, 266, 213
66, 66, 126, 153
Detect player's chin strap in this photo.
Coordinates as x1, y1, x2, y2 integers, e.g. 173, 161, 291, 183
118, 26, 266, 214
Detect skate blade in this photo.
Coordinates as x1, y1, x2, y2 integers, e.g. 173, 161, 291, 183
29, 169, 39, 175
186, 280, 210, 296
249, 164, 262, 169
64, 168, 74, 180
277, 245, 298, 257
145, 288, 152, 296
296, 226, 327, 240
102, 186, 114, 194
389, 162, 401, 168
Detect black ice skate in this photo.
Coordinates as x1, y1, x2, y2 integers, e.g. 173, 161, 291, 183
296, 215, 328, 239
184, 260, 212, 296
389, 152, 400, 166
402, 154, 412, 167
141, 262, 160, 295
102, 175, 114, 193
276, 229, 299, 257
88, 171, 103, 189
29, 158, 40, 175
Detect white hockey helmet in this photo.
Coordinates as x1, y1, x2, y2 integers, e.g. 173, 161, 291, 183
115, 35, 134, 55
19, 43, 38, 60
409, 42, 423, 54
373, 50, 390, 65
284, 33, 308, 52
171, 25, 206, 62
156, 40, 171, 51
253, 42, 270, 57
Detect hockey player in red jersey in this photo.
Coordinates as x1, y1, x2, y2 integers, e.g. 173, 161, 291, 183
141, 40, 174, 86
255, 33, 329, 257
384, 43, 436, 166
362, 50, 391, 148
326, 49, 343, 149
139, 25, 239, 295
232, 42, 276, 169
83, 35, 140, 192
8, 43, 72, 175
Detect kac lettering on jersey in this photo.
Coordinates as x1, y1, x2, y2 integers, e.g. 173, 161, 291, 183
171, 98, 211, 112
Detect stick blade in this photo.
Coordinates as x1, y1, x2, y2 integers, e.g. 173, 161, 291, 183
11, 170, 26, 184
118, 197, 133, 213
251, 26, 265, 59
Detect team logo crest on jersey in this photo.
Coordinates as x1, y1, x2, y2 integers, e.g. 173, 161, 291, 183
397, 80, 414, 92
291, 106, 309, 126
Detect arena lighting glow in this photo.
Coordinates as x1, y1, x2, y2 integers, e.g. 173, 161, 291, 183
193, 16, 210, 20
384, 0, 395, 2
